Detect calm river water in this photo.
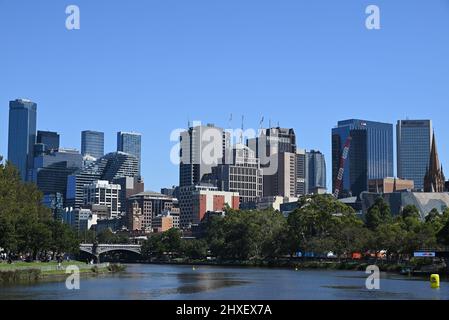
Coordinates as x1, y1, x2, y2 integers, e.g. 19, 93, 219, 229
0, 264, 448, 300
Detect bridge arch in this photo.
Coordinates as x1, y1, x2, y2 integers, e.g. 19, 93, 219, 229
79, 244, 142, 263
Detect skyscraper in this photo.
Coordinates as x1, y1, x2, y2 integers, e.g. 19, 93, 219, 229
117, 132, 142, 175
424, 132, 445, 192
206, 144, 263, 206
296, 149, 307, 196
102, 151, 140, 182
179, 124, 231, 187
81, 130, 104, 159
247, 127, 298, 197
31, 148, 83, 199
332, 119, 393, 198
66, 151, 139, 210
306, 150, 326, 194
83, 180, 121, 219
397, 120, 432, 191
8, 99, 37, 181
37, 131, 60, 152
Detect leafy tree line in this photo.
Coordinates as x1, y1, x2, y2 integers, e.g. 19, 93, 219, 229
0, 159, 79, 260
141, 194, 449, 262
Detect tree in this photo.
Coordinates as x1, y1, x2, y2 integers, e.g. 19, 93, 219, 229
0, 159, 57, 259
141, 234, 166, 259
437, 219, 449, 246
401, 205, 420, 219
330, 214, 369, 256
162, 228, 183, 255
182, 240, 208, 260
286, 194, 357, 256
141, 228, 183, 260
373, 223, 406, 261
48, 220, 80, 257
365, 197, 392, 231
97, 229, 116, 244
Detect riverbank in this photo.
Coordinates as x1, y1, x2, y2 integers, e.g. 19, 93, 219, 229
0, 261, 126, 285
140, 258, 449, 277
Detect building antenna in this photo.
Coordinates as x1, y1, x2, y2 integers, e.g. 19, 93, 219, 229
228, 113, 233, 129
240, 115, 244, 144
259, 116, 264, 135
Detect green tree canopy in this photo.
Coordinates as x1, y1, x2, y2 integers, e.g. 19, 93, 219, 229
365, 197, 392, 231
401, 205, 420, 220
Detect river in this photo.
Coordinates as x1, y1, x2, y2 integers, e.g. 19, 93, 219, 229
0, 264, 447, 300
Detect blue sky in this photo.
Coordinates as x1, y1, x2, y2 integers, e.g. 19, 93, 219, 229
1, 0, 449, 191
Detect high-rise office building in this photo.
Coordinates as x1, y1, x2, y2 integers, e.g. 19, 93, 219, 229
127, 192, 176, 232
66, 152, 139, 209
306, 150, 327, 194
296, 149, 307, 196
31, 148, 83, 199
179, 124, 231, 187
102, 151, 140, 181
83, 180, 121, 219
117, 132, 142, 175
332, 119, 393, 198
66, 157, 109, 209
207, 144, 263, 207
397, 120, 432, 191
113, 176, 145, 214
81, 130, 104, 159
247, 127, 298, 197
8, 99, 37, 181
37, 131, 60, 152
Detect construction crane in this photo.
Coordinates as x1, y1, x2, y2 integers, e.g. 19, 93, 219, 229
333, 136, 352, 199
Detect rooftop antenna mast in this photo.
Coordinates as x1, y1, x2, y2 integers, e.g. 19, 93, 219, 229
259, 116, 264, 136
240, 115, 244, 144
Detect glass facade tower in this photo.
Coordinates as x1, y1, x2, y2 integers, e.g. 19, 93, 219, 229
117, 132, 142, 175
306, 150, 326, 194
332, 119, 393, 198
397, 120, 432, 191
37, 131, 60, 152
8, 99, 37, 181
81, 130, 104, 159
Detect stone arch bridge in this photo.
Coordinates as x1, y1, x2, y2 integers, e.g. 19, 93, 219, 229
79, 243, 141, 262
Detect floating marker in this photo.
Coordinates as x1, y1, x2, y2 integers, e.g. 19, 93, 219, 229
430, 274, 440, 289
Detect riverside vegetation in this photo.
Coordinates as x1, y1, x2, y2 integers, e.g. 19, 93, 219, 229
2, 155, 449, 276
0, 158, 124, 284
140, 195, 449, 274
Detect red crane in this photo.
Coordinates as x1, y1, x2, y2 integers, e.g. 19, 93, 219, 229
333, 136, 352, 198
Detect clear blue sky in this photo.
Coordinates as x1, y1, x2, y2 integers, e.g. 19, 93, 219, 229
1, 0, 449, 191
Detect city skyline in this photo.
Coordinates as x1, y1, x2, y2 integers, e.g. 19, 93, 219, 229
3, 98, 449, 193
1, 1, 449, 191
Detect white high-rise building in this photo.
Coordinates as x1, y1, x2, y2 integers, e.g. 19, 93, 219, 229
179, 123, 231, 187
83, 180, 121, 218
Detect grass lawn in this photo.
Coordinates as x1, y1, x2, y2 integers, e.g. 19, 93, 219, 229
0, 261, 87, 271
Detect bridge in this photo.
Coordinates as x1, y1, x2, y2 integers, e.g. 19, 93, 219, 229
79, 244, 141, 262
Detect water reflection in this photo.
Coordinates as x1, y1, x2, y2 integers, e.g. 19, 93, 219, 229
0, 264, 447, 300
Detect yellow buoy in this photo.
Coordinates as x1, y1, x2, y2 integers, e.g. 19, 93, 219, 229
430, 274, 440, 289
